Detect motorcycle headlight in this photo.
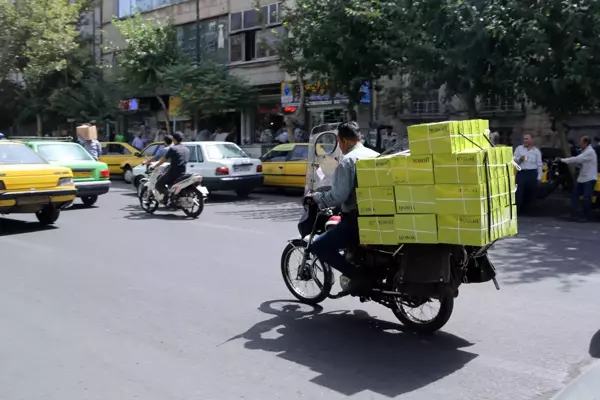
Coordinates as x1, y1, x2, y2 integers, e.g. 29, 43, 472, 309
57, 177, 73, 186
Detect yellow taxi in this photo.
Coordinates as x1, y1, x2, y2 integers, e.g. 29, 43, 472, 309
260, 143, 309, 188
99, 142, 145, 183
0, 140, 77, 224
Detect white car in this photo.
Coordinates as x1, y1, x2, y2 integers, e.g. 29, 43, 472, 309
132, 141, 263, 198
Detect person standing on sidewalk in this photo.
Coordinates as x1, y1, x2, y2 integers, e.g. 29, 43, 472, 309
514, 134, 543, 213
560, 136, 598, 221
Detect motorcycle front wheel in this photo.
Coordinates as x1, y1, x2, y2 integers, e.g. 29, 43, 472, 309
281, 239, 333, 305
139, 186, 159, 214
179, 188, 204, 218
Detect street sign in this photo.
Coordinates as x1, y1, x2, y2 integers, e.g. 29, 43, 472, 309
281, 82, 294, 105
168, 96, 182, 117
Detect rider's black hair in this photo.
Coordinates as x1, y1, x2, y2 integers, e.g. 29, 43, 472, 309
337, 121, 360, 140
172, 132, 183, 143
164, 135, 173, 145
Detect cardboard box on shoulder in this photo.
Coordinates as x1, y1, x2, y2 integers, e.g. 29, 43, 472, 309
76, 124, 97, 140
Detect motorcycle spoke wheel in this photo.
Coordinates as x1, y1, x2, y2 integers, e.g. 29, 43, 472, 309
281, 240, 333, 305
139, 187, 158, 213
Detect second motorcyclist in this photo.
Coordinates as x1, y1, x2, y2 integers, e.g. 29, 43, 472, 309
150, 132, 189, 204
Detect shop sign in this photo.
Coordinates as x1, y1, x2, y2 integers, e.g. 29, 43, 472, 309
280, 80, 371, 106
168, 96, 183, 117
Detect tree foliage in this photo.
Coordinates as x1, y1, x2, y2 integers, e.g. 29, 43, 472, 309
161, 63, 257, 120
280, 0, 400, 107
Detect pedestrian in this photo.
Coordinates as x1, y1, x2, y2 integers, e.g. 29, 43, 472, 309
132, 133, 144, 149
513, 134, 543, 214
211, 127, 229, 141
559, 136, 598, 221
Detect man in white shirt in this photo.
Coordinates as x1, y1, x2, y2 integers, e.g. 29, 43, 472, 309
560, 136, 598, 221
513, 134, 543, 213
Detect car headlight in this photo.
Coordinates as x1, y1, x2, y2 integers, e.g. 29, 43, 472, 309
57, 177, 73, 186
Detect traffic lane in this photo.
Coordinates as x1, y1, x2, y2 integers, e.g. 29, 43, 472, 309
0, 188, 599, 399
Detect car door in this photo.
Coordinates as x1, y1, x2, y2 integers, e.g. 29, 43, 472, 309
283, 144, 309, 188
260, 148, 292, 186
101, 143, 133, 174
185, 145, 211, 177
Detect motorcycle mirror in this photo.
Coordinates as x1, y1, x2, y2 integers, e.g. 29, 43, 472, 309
314, 132, 338, 156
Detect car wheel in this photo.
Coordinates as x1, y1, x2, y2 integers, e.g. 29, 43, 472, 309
81, 196, 98, 207
36, 206, 60, 225
123, 166, 133, 183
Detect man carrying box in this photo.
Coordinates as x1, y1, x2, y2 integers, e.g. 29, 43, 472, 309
306, 122, 380, 293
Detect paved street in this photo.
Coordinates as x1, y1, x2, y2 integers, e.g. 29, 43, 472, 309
1, 182, 599, 400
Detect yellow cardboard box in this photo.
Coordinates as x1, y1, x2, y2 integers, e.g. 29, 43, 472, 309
437, 214, 490, 246
358, 216, 397, 245
394, 185, 436, 214
433, 148, 487, 184
407, 121, 464, 155
395, 214, 438, 244
435, 183, 489, 215
389, 152, 435, 185
356, 155, 396, 187
356, 187, 396, 215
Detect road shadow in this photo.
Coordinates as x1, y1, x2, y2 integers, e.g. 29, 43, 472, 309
0, 217, 57, 236
225, 300, 477, 397
590, 330, 600, 358
64, 203, 98, 211
490, 218, 600, 290
212, 193, 302, 222
119, 205, 189, 221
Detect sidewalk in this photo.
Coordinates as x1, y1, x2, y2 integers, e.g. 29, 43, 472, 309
552, 361, 600, 400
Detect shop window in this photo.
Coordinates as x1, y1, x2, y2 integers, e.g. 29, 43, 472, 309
290, 145, 309, 161
255, 107, 285, 143
229, 3, 283, 63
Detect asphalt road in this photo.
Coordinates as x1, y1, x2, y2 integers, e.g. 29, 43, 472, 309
0, 182, 599, 400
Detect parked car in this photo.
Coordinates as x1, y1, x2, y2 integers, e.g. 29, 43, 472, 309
99, 142, 145, 183
24, 139, 110, 207
260, 143, 309, 189
131, 141, 263, 198
0, 140, 76, 224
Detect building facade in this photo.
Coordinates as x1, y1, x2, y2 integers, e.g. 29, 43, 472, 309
99, 0, 374, 156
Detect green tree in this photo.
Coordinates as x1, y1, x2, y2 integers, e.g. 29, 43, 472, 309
492, 0, 600, 157
0, 0, 81, 134
111, 13, 183, 134
280, 0, 400, 112
161, 62, 257, 121
397, 0, 517, 118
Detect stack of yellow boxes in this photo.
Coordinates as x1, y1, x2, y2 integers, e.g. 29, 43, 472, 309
355, 119, 517, 247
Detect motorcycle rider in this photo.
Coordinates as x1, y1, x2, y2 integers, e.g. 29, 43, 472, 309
307, 121, 380, 293
142, 135, 173, 166
150, 132, 189, 204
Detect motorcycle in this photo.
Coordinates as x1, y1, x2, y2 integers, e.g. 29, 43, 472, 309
280, 131, 499, 333
138, 163, 208, 218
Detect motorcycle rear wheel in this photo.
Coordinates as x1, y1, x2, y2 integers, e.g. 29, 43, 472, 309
390, 294, 454, 333
139, 186, 159, 214
281, 240, 333, 305
180, 188, 204, 218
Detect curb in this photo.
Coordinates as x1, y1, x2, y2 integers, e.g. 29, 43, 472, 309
552, 361, 600, 400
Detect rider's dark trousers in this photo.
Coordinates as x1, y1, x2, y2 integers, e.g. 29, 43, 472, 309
310, 212, 359, 278
156, 167, 181, 198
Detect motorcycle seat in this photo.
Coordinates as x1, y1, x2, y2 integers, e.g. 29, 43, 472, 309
173, 173, 193, 184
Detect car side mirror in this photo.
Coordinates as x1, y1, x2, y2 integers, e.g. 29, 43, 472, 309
134, 152, 142, 157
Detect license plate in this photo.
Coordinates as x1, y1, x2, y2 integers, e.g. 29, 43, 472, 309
17, 196, 49, 205
234, 165, 251, 172
73, 171, 92, 178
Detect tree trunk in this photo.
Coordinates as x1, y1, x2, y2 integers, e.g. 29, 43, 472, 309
36, 113, 42, 136
464, 91, 478, 119
555, 117, 575, 179
156, 95, 171, 135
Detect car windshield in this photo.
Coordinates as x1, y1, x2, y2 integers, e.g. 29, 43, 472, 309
205, 143, 248, 159
37, 144, 93, 162
0, 143, 48, 165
